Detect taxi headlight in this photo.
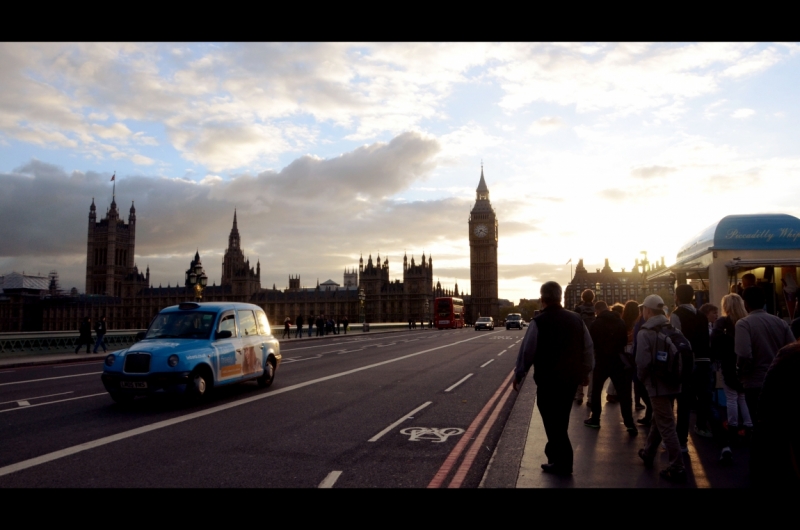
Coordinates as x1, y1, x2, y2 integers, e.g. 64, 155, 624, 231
168, 354, 179, 367
105, 354, 116, 367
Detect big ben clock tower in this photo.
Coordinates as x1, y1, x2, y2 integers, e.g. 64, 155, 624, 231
469, 166, 499, 322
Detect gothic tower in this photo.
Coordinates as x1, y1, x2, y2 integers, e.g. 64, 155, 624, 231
85, 192, 136, 297
468, 166, 499, 322
220, 210, 261, 298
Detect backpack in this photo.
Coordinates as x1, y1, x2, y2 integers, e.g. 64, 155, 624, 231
650, 323, 694, 386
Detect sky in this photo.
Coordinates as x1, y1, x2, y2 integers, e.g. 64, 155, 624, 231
2, 42, 800, 304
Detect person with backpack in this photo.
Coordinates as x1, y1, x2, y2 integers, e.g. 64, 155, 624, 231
574, 289, 597, 405
636, 294, 687, 483
670, 284, 713, 445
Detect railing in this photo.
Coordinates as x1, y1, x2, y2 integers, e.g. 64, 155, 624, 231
0, 322, 420, 358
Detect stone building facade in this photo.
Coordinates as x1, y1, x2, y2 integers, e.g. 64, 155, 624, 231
2, 198, 465, 331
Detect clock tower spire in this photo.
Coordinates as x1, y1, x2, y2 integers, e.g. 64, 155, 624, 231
469, 165, 499, 322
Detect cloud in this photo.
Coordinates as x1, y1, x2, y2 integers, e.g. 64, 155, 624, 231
0, 132, 444, 292
631, 165, 678, 179
528, 116, 565, 135
731, 108, 755, 118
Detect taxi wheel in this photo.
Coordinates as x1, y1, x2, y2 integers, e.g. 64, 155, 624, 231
109, 392, 134, 404
258, 360, 275, 388
187, 368, 211, 401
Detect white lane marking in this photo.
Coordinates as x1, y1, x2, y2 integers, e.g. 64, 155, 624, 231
444, 373, 473, 392
0, 393, 107, 414
0, 369, 17, 374
368, 402, 433, 442
279, 355, 322, 364
54, 362, 104, 369
377, 343, 396, 348
0, 372, 102, 387
17, 401, 30, 407
318, 470, 343, 488
480, 359, 495, 368
280, 331, 432, 353
0, 333, 489, 478
497, 350, 507, 356
0, 392, 73, 406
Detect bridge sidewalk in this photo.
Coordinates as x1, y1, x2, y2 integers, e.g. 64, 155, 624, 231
481, 376, 751, 488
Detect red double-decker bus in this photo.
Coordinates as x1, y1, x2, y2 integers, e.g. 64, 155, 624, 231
435, 297, 465, 329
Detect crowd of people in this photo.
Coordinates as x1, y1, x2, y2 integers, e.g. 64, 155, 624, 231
514, 278, 800, 486
282, 314, 350, 339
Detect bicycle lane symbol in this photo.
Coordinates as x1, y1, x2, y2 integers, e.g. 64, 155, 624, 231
399, 427, 465, 443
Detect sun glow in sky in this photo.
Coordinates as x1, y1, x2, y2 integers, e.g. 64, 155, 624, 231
2, 42, 800, 304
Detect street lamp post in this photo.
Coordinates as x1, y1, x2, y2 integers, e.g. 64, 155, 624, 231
358, 287, 365, 324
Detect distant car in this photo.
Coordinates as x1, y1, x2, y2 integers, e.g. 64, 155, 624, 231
101, 302, 281, 403
474, 316, 494, 331
506, 313, 523, 330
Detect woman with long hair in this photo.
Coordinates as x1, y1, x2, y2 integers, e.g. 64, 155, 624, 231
711, 293, 752, 463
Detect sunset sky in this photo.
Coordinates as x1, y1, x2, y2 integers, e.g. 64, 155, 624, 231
2, 42, 800, 304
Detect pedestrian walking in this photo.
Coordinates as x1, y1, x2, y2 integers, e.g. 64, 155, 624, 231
574, 289, 597, 406
735, 286, 796, 482
295, 314, 304, 339
282, 317, 291, 339
710, 293, 752, 464
308, 314, 314, 337
514, 281, 594, 475
93, 315, 108, 353
343, 316, 349, 334
75, 316, 93, 354
583, 301, 637, 435
636, 294, 686, 483
671, 284, 714, 444
316, 314, 324, 337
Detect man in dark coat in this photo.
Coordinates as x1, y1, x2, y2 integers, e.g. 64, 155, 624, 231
93, 315, 108, 353
295, 314, 304, 339
75, 317, 92, 354
671, 284, 712, 446
514, 281, 594, 475
583, 301, 637, 434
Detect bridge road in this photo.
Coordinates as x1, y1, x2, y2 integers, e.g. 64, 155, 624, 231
0, 328, 524, 487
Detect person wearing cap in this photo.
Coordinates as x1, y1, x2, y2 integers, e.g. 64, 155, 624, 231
514, 281, 594, 475
636, 294, 686, 483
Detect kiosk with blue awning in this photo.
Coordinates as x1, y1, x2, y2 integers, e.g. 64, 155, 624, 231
648, 214, 800, 319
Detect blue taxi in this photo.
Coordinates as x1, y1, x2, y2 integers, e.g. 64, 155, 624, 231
101, 302, 281, 403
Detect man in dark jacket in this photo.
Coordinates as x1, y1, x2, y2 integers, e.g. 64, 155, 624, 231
295, 314, 304, 339
75, 317, 92, 354
583, 301, 636, 434
514, 281, 594, 475
671, 284, 712, 446
93, 315, 108, 353
574, 289, 597, 405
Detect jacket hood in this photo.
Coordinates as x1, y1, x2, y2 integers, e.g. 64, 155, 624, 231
642, 314, 670, 330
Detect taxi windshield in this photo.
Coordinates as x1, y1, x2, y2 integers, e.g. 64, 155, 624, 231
145, 311, 216, 340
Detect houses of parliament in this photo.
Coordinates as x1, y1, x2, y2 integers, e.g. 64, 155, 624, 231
0, 170, 502, 332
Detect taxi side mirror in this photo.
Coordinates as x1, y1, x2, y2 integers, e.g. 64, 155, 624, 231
216, 330, 233, 340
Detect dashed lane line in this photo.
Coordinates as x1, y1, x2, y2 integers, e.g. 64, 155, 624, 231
444, 374, 473, 392
368, 401, 433, 442
0, 372, 102, 387
480, 359, 495, 368
0, 393, 108, 414
0, 332, 490, 479
0, 392, 73, 406
318, 470, 343, 488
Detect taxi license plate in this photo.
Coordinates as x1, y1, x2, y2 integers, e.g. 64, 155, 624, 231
120, 381, 147, 389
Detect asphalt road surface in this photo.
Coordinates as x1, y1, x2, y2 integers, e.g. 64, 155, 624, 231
0, 328, 524, 488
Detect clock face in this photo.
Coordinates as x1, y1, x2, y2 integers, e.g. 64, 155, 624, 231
474, 224, 488, 238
